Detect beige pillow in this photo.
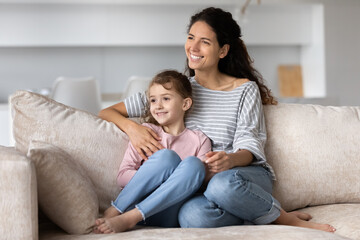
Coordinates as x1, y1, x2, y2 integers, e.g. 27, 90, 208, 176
264, 103, 360, 211
10, 90, 129, 211
27, 140, 98, 234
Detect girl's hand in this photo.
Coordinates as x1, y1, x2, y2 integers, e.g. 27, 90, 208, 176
204, 151, 233, 173
127, 123, 164, 160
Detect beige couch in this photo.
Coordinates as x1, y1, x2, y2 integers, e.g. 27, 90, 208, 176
1, 90, 360, 240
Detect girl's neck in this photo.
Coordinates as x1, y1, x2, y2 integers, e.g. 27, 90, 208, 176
162, 121, 186, 136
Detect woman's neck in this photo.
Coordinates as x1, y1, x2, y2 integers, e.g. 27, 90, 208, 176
195, 70, 237, 91
194, 69, 222, 88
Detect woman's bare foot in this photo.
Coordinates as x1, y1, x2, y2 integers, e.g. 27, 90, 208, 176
274, 209, 336, 233
93, 206, 121, 233
97, 208, 143, 234
290, 211, 312, 221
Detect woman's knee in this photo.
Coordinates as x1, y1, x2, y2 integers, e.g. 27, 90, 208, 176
204, 170, 237, 202
178, 195, 211, 228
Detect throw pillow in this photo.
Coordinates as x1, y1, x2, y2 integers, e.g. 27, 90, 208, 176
27, 140, 98, 234
10, 90, 129, 211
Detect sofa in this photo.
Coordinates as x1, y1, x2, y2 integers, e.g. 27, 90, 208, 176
1, 90, 359, 240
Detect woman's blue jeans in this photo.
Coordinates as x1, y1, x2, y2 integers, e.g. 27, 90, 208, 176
112, 149, 205, 227
178, 165, 281, 227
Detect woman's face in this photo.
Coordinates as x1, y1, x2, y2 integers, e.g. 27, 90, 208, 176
185, 21, 228, 72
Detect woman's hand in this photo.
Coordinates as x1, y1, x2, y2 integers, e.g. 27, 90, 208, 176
204, 151, 233, 173
127, 122, 164, 160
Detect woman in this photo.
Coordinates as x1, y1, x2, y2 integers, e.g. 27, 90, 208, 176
99, 7, 335, 232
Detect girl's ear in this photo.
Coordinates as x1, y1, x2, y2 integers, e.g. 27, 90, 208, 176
183, 98, 192, 111
219, 44, 230, 59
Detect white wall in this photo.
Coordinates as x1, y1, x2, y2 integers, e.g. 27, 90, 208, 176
324, 0, 360, 106
0, 0, 359, 106
0, 2, 323, 103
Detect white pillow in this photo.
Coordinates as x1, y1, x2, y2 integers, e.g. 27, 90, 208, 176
10, 90, 129, 211
27, 141, 98, 234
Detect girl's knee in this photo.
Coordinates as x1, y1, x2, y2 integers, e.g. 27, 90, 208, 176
182, 156, 205, 179
148, 149, 181, 169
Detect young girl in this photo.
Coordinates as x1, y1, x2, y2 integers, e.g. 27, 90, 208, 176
94, 70, 211, 233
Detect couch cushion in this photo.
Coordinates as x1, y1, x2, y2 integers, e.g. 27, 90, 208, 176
0, 146, 38, 240
10, 90, 129, 211
264, 103, 360, 211
27, 141, 98, 234
299, 203, 360, 240
39, 223, 350, 240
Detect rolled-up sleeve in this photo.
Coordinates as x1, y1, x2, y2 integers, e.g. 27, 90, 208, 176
233, 84, 267, 164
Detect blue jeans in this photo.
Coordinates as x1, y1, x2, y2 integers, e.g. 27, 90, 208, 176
112, 149, 205, 227
178, 165, 281, 227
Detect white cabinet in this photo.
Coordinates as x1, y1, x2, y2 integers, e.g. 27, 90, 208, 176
0, 104, 13, 146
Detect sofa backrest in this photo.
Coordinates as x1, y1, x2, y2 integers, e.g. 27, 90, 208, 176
10, 91, 360, 212
264, 103, 360, 211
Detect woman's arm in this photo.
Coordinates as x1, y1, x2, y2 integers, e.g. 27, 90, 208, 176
99, 102, 163, 159
204, 149, 253, 173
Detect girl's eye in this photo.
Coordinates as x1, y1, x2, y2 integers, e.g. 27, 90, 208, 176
164, 97, 170, 101
150, 99, 156, 103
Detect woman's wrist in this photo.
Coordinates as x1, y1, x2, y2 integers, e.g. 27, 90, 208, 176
228, 150, 253, 167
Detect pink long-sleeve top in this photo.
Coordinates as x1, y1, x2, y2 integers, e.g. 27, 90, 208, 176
117, 123, 211, 188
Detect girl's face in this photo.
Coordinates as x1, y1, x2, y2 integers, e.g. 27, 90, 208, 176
148, 83, 191, 127
185, 21, 229, 72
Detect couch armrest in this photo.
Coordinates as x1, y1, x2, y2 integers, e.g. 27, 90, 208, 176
0, 146, 38, 240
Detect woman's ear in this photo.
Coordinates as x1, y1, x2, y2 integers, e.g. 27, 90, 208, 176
183, 98, 192, 111
219, 44, 230, 59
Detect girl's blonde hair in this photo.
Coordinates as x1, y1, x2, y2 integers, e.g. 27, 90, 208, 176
143, 70, 192, 125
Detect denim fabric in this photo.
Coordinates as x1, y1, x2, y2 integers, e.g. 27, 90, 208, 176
178, 166, 281, 228
112, 149, 205, 227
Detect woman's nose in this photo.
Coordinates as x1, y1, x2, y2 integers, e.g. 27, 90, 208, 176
188, 40, 200, 52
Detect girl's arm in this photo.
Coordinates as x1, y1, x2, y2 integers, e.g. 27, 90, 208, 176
99, 102, 163, 160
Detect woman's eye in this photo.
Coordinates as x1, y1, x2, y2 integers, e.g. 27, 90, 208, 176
202, 40, 210, 45
187, 36, 193, 40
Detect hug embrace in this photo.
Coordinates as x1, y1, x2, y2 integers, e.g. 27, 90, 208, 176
95, 7, 335, 234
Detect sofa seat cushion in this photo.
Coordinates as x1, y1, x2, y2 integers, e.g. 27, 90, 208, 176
10, 90, 129, 211
39, 223, 351, 240
264, 103, 360, 211
299, 203, 360, 240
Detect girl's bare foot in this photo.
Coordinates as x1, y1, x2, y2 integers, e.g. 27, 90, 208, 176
274, 209, 336, 233
290, 211, 312, 221
97, 208, 143, 234
93, 206, 121, 233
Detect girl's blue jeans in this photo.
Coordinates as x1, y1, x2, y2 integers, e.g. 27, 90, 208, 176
178, 165, 281, 227
111, 149, 205, 227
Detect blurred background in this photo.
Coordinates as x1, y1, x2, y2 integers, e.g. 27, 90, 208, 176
1, 0, 360, 145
